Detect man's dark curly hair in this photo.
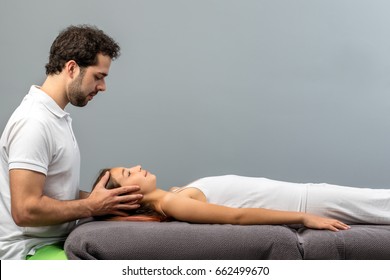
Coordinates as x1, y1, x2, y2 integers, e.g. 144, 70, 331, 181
45, 24, 120, 75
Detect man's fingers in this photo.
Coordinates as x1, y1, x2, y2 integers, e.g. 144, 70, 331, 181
118, 193, 143, 204
112, 185, 141, 196
97, 171, 110, 188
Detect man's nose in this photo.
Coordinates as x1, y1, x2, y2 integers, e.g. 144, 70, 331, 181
97, 80, 106, 92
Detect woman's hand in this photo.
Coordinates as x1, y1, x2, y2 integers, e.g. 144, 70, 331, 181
302, 213, 350, 231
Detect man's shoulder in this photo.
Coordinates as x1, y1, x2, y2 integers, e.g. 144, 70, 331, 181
10, 104, 52, 127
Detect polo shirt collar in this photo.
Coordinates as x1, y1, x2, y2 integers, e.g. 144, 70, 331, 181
29, 85, 69, 118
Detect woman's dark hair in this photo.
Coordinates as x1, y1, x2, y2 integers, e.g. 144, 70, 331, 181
45, 24, 120, 75
92, 168, 168, 222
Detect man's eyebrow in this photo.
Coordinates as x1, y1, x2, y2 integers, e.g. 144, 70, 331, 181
122, 168, 125, 177
98, 72, 108, 77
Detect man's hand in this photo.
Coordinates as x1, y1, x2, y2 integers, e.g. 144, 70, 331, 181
86, 171, 143, 217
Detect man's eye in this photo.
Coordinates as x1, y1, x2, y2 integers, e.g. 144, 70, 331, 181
128, 171, 131, 176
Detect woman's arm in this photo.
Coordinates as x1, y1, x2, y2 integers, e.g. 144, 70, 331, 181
160, 193, 350, 231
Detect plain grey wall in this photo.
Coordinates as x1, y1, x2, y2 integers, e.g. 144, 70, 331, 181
2, 0, 390, 191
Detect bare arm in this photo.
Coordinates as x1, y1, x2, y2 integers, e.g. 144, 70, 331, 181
160, 193, 350, 231
10, 169, 143, 227
79, 190, 90, 199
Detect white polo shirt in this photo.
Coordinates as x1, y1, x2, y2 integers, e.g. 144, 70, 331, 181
0, 86, 80, 259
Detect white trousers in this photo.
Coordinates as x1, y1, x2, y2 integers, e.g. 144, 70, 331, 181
304, 183, 390, 224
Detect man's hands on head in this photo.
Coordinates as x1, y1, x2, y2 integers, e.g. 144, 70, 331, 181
9, 169, 141, 227
87, 171, 142, 217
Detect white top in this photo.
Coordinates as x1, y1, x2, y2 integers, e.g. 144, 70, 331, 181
183, 175, 308, 212
0, 86, 80, 259
181, 175, 390, 225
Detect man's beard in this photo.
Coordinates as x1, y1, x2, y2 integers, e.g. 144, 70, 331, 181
68, 70, 89, 107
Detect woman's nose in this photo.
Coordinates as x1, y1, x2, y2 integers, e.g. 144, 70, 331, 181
130, 165, 142, 172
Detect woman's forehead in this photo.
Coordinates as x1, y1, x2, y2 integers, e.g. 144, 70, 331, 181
110, 167, 123, 178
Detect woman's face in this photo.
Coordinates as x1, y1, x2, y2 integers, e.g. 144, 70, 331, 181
110, 165, 157, 193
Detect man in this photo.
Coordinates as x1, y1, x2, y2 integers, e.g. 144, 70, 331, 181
0, 25, 141, 259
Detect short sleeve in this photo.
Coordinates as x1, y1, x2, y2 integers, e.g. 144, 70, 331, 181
7, 118, 52, 175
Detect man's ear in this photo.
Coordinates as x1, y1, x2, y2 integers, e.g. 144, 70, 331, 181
65, 60, 79, 78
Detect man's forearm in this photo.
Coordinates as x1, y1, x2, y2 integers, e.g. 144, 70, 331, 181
12, 195, 92, 227
79, 190, 90, 199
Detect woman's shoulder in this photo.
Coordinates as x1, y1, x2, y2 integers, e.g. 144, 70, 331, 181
169, 186, 181, 193
167, 186, 207, 202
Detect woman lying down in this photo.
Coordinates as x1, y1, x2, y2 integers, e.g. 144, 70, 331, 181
92, 165, 390, 231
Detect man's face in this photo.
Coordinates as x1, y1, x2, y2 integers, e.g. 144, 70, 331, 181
68, 53, 112, 107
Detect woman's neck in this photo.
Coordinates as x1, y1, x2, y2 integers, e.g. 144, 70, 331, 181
141, 188, 170, 216
142, 188, 168, 204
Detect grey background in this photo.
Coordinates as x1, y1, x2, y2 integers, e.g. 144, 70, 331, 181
1, 0, 390, 191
